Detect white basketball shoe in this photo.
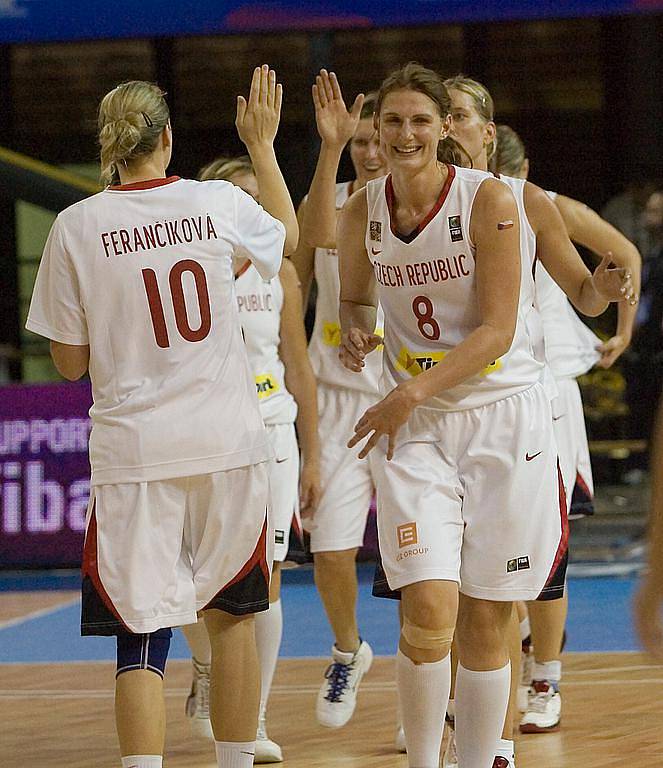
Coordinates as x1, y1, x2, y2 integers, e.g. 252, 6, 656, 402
316, 640, 373, 727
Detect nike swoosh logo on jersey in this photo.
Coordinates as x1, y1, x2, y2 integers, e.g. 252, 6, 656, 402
371, 247, 382, 255
525, 451, 542, 461
552, 415, 565, 421
275, 457, 289, 464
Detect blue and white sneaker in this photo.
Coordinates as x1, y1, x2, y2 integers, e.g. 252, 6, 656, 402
316, 640, 373, 727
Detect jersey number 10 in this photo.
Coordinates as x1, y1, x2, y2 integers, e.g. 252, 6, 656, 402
142, 259, 212, 348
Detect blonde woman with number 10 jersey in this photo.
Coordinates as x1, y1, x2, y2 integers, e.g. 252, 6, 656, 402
25, 67, 297, 768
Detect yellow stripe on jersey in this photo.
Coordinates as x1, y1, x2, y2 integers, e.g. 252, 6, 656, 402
395, 347, 502, 377
255, 374, 280, 399
321, 321, 384, 348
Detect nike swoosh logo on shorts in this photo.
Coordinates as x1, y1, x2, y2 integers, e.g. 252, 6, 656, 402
275, 456, 289, 464
552, 415, 565, 421
525, 451, 542, 461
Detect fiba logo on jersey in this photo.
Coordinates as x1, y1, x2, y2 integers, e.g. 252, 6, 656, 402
448, 215, 463, 243
507, 555, 531, 573
369, 220, 382, 242
397, 522, 418, 548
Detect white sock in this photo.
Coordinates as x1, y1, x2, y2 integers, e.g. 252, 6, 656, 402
534, 660, 561, 684
496, 737, 515, 759
215, 741, 256, 768
121, 757, 162, 768
396, 649, 451, 767
455, 662, 510, 768
519, 616, 531, 643
183, 618, 212, 665
255, 598, 283, 715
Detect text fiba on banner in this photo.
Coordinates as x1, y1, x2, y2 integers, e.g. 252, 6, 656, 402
0, 417, 91, 534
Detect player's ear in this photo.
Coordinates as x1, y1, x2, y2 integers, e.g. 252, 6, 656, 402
439, 113, 452, 140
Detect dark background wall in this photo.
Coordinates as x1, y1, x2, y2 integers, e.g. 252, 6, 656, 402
0, 14, 662, 377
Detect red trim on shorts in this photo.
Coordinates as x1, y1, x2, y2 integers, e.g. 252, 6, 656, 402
81, 502, 130, 630
543, 460, 570, 589
290, 512, 302, 538
574, 471, 593, 501
385, 164, 456, 243
110, 176, 181, 191
210, 513, 270, 600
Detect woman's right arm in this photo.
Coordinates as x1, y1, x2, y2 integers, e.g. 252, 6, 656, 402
301, 70, 364, 249
338, 189, 381, 372
236, 65, 298, 255
290, 198, 316, 308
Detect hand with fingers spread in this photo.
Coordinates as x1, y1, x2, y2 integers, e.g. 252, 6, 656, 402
590, 251, 638, 305
347, 383, 419, 461
339, 327, 382, 373
596, 333, 631, 368
236, 65, 282, 150
312, 69, 365, 149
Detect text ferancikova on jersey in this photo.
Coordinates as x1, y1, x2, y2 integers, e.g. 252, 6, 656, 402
101, 215, 218, 258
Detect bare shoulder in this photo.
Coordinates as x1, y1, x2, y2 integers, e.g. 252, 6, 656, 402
474, 176, 517, 215
523, 181, 562, 230
341, 185, 368, 218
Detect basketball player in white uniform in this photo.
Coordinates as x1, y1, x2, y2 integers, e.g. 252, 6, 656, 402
25, 68, 298, 768
291, 71, 388, 728
335, 62, 563, 768
182, 156, 320, 763
442, 77, 638, 766
491, 123, 641, 735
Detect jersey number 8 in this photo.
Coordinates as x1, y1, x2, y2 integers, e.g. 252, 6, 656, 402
412, 295, 441, 341
142, 259, 211, 348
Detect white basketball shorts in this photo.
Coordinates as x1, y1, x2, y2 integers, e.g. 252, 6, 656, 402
267, 422, 302, 562
81, 463, 272, 635
304, 383, 381, 552
552, 377, 594, 519
373, 383, 568, 602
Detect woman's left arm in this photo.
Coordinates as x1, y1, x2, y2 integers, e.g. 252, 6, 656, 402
555, 193, 642, 367
278, 259, 321, 516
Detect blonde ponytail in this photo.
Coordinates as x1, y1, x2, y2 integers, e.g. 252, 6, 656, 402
98, 81, 169, 185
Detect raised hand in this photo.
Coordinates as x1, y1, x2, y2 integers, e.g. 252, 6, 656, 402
312, 69, 365, 148
236, 65, 282, 150
339, 327, 382, 372
591, 251, 638, 305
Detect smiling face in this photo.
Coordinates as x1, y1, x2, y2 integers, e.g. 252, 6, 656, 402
448, 87, 495, 171
377, 89, 450, 173
349, 117, 388, 185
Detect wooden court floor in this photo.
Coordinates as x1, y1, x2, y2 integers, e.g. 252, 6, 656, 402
2, 592, 663, 767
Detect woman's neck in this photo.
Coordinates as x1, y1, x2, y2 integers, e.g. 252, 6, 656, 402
117, 157, 167, 186
390, 161, 448, 212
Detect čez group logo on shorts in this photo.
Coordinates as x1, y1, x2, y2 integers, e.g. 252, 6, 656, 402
396, 522, 430, 562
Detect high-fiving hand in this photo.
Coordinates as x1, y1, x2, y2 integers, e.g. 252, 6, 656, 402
236, 65, 282, 150
312, 69, 365, 148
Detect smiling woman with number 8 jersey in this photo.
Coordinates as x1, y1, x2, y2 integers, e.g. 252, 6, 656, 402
25, 71, 297, 768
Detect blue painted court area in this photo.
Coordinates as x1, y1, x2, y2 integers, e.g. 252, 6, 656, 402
0, 566, 641, 663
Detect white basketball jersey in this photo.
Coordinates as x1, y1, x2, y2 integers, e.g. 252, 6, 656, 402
365, 166, 544, 411
27, 176, 285, 484
308, 181, 383, 394
537, 191, 601, 379
235, 262, 297, 425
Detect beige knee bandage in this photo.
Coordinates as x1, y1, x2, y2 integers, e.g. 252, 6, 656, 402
401, 618, 455, 653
